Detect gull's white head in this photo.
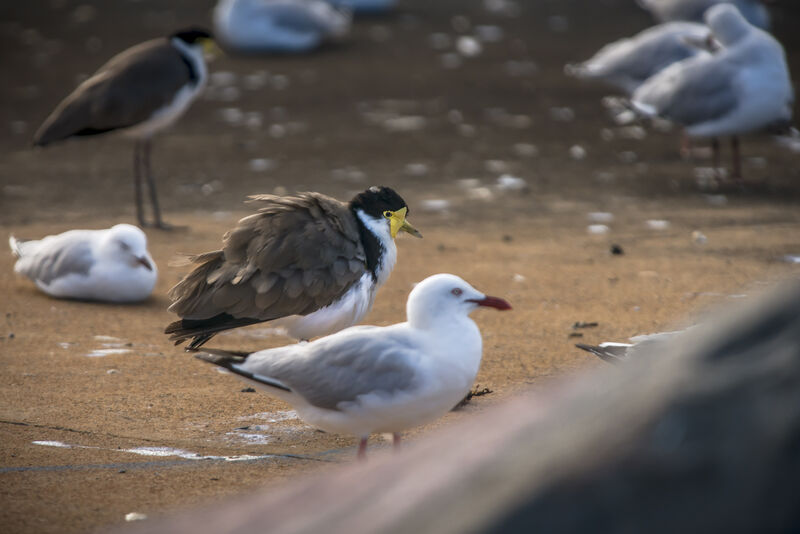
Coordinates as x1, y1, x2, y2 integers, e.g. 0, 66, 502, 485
406, 273, 511, 328
101, 224, 156, 272
705, 3, 752, 47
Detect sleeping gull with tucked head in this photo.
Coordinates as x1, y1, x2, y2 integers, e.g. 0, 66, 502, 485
213, 0, 351, 54
631, 3, 793, 179
194, 273, 512, 459
9, 224, 157, 302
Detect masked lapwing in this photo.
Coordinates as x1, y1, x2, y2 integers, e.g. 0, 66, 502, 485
165, 186, 422, 349
33, 28, 215, 230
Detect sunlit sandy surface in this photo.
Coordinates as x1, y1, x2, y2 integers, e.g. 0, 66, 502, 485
1, 0, 799, 532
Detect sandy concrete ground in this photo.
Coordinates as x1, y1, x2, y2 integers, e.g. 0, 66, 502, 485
1, 0, 800, 532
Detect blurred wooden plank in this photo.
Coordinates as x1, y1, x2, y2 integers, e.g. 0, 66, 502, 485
114, 279, 800, 534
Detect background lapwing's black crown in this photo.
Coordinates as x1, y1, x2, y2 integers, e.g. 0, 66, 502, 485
350, 186, 409, 217
171, 27, 213, 44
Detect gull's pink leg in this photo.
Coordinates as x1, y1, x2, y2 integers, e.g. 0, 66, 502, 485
357, 437, 368, 460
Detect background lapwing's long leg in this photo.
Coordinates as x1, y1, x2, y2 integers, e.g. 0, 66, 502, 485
711, 137, 721, 179
133, 140, 146, 227
141, 138, 170, 230
731, 136, 742, 181
679, 130, 692, 160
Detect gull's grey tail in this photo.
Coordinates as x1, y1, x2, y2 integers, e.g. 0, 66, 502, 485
194, 348, 292, 393
575, 343, 628, 365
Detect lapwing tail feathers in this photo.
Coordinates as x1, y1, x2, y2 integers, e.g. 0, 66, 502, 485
165, 314, 263, 348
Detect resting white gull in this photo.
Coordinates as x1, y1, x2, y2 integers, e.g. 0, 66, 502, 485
631, 3, 793, 179
194, 273, 512, 459
213, 0, 351, 54
637, 0, 771, 30
566, 22, 712, 95
9, 224, 157, 302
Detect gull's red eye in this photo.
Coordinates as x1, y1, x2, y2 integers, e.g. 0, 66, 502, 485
451, 288, 462, 296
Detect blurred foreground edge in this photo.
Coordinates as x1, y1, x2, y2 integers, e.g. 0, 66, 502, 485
113, 278, 800, 534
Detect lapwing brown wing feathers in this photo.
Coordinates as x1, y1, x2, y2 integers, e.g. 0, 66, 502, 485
166, 192, 370, 347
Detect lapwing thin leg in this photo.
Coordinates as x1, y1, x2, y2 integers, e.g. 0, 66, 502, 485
731, 136, 742, 182
133, 141, 146, 227
393, 433, 401, 451
357, 437, 368, 460
141, 138, 173, 230
711, 137, 721, 179
679, 130, 691, 160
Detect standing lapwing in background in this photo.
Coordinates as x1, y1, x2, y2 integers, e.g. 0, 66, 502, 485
165, 186, 422, 349
32, 28, 215, 230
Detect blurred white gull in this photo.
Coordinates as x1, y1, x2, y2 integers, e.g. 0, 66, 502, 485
566, 21, 712, 95
328, 0, 396, 14
637, 0, 771, 30
9, 224, 157, 302
213, 0, 351, 54
194, 273, 512, 459
631, 3, 793, 178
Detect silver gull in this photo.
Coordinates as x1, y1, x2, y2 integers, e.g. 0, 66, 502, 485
9, 224, 157, 302
637, 0, 770, 29
631, 4, 793, 179
194, 273, 512, 459
566, 21, 712, 95
214, 0, 351, 54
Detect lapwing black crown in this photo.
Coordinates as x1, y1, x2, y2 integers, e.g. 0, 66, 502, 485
171, 27, 214, 44
349, 186, 409, 219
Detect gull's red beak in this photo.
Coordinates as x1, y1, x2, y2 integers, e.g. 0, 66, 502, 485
467, 296, 512, 310
136, 256, 153, 271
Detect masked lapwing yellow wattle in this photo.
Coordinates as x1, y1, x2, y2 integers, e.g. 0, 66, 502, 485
165, 186, 422, 349
33, 28, 215, 230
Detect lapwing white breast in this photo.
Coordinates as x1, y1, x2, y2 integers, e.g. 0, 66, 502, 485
214, 0, 351, 54
33, 28, 215, 229
165, 186, 422, 349
9, 224, 157, 303
631, 4, 793, 179
194, 273, 512, 459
